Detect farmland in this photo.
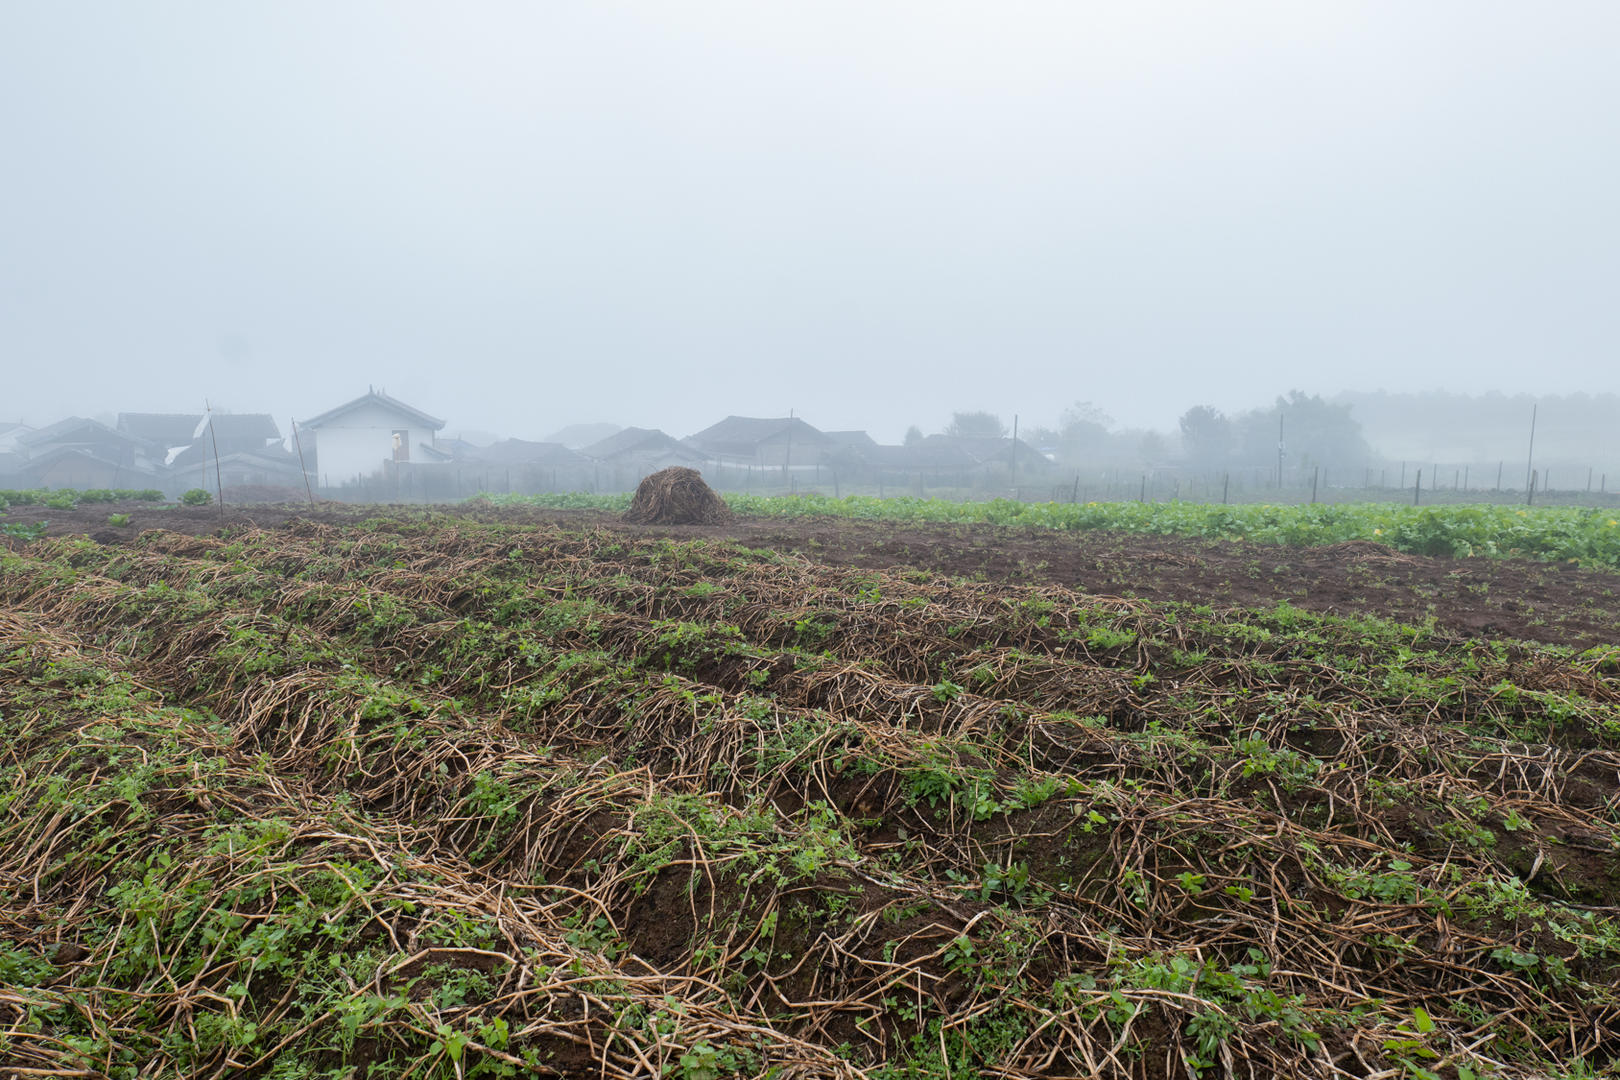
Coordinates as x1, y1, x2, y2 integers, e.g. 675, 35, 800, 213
1, 502, 1618, 1078
486, 494, 1620, 568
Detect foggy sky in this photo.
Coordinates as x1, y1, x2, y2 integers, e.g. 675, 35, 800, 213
3, 2, 1617, 442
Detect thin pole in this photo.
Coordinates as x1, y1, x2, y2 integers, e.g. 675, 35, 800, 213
290, 419, 315, 507
1222, 472, 1230, 505
1010, 414, 1018, 496
205, 399, 225, 518
1528, 469, 1537, 506
1414, 468, 1421, 506
1276, 413, 1285, 488
1524, 404, 1537, 492
1311, 466, 1319, 504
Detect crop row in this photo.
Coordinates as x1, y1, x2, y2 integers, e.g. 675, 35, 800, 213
0, 487, 166, 510
2, 519, 1618, 1078
491, 492, 1620, 566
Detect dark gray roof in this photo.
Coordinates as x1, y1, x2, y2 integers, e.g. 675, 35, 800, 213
823, 430, 879, 449
170, 447, 304, 476
419, 437, 481, 462
205, 413, 281, 444
581, 427, 705, 462
542, 422, 622, 449
18, 416, 122, 447
15, 445, 163, 477
167, 442, 298, 470
300, 390, 445, 431
684, 416, 831, 456
466, 439, 590, 467
868, 442, 985, 470
117, 412, 202, 446
918, 435, 1050, 467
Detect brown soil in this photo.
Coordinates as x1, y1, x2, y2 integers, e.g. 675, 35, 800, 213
4, 502, 1617, 1077
9, 499, 1618, 649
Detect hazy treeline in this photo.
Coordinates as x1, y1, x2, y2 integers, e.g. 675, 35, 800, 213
916, 391, 1618, 492
1336, 391, 1619, 475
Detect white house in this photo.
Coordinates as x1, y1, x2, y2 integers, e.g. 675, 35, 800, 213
298, 388, 445, 488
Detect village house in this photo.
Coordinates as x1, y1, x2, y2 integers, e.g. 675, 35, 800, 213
818, 430, 879, 468
683, 416, 832, 468
298, 389, 445, 489
116, 413, 203, 452
466, 439, 590, 469
582, 427, 707, 471
919, 434, 1053, 473
847, 435, 1053, 491
120, 413, 283, 458
0, 423, 33, 484
10, 418, 167, 489
166, 446, 306, 495
579, 427, 710, 491
0, 422, 37, 455
394, 437, 594, 497
18, 417, 151, 466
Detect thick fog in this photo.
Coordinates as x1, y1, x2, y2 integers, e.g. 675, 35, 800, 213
3, 2, 1617, 442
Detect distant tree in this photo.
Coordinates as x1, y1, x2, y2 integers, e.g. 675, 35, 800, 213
1023, 424, 1061, 451
1233, 391, 1371, 474
1178, 405, 1232, 464
944, 411, 1007, 439
1139, 431, 1169, 464
1060, 401, 1113, 429
1054, 401, 1112, 462
903, 425, 925, 447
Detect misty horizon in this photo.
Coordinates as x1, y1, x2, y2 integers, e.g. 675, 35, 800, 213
4, 3, 1617, 445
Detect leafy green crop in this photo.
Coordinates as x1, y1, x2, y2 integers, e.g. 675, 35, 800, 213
482, 492, 1620, 567
0, 488, 163, 509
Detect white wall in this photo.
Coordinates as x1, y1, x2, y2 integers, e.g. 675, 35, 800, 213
308, 402, 437, 487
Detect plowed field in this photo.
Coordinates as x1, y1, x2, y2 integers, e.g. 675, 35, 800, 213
2, 507, 1617, 1079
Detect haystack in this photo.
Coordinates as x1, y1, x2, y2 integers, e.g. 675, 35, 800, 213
623, 467, 732, 525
